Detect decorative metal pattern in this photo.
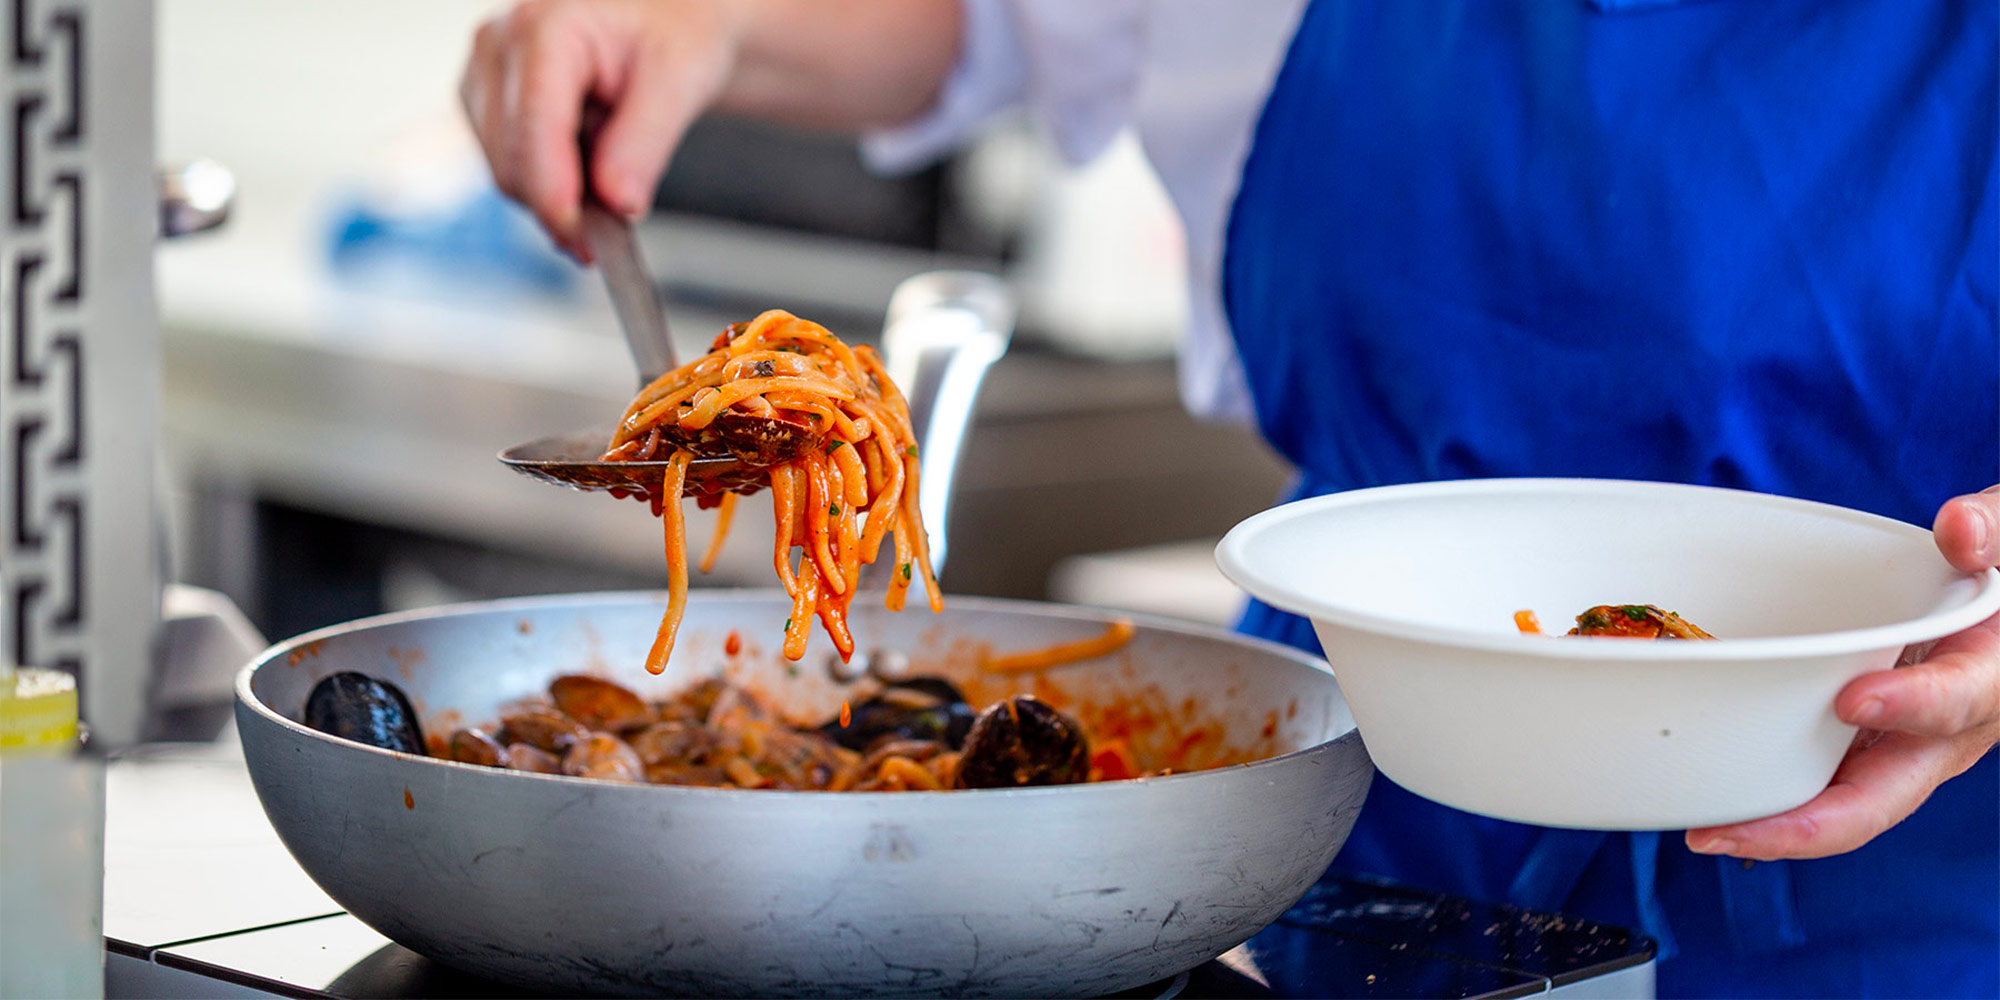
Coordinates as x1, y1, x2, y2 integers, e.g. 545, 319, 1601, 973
2, 0, 155, 745
2, 0, 88, 686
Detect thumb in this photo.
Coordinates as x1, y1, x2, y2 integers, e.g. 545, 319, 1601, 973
1934, 486, 2000, 574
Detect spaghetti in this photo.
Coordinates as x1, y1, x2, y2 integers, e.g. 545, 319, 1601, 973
603, 310, 943, 673
1514, 605, 1715, 639
981, 619, 1136, 674
434, 671, 1213, 791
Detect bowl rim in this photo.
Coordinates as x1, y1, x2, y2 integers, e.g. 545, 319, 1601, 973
1215, 477, 2000, 662
234, 589, 1361, 801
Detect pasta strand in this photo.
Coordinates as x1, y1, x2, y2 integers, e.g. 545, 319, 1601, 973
602, 311, 943, 668
643, 451, 693, 675
699, 491, 737, 575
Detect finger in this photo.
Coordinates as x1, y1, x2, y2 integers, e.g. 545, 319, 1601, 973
461, 19, 515, 189
1835, 613, 2000, 736
1933, 485, 2000, 573
588, 44, 704, 219
459, 18, 495, 135
501, 12, 593, 257
1686, 730, 1962, 860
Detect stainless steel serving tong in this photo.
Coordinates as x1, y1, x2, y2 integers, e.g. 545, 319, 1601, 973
497, 269, 1016, 577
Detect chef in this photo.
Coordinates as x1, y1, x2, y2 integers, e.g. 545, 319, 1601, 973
459, 1, 1999, 994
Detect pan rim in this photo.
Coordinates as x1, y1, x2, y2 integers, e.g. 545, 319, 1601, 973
235, 589, 1359, 802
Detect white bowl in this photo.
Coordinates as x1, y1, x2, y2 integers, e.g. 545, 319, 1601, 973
1216, 478, 2000, 830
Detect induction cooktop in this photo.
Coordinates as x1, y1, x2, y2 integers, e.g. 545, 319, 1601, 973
101, 742, 1654, 999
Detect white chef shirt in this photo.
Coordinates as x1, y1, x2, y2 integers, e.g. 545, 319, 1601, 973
862, 0, 1308, 423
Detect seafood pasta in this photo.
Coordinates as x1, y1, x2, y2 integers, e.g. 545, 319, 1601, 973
1514, 604, 1716, 639
602, 311, 942, 672
428, 673, 1110, 791
300, 620, 1177, 792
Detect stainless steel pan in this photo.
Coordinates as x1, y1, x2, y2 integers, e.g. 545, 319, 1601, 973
234, 591, 1372, 997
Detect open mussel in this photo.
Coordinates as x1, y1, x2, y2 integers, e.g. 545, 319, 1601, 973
448, 728, 510, 768
506, 743, 563, 774
822, 676, 977, 752
563, 733, 646, 782
303, 672, 425, 755
957, 694, 1091, 789
497, 709, 590, 754
549, 674, 653, 732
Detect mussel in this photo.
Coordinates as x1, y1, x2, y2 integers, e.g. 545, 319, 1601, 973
303, 672, 426, 755
628, 720, 718, 767
956, 695, 1091, 789
506, 743, 563, 774
562, 732, 646, 782
549, 674, 652, 732
448, 727, 510, 768
822, 676, 977, 752
755, 726, 852, 788
497, 709, 590, 754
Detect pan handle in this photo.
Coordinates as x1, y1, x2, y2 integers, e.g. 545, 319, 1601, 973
880, 270, 1016, 578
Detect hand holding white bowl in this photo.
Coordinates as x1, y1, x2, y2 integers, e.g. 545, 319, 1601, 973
1216, 478, 2000, 832
1688, 485, 2000, 861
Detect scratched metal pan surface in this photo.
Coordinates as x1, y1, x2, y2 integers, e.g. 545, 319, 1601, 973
234, 591, 1372, 998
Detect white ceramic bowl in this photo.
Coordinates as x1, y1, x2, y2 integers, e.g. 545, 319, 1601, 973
1216, 478, 2000, 830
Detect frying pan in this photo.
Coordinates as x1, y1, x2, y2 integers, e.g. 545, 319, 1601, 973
234, 591, 1372, 997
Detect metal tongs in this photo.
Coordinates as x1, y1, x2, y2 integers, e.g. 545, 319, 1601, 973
512, 203, 1010, 520
498, 97, 1012, 552
495, 193, 775, 493
499, 105, 1016, 503
499, 266, 1013, 570
497, 108, 772, 494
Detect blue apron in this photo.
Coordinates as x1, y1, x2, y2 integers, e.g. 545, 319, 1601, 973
1222, 1, 1997, 996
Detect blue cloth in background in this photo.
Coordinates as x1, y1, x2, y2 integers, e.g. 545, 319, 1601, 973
1222, 0, 1998, 995
327, 185, 576, 296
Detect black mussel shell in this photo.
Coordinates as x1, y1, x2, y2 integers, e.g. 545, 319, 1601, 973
821, 676, 976, 751
303, 672, 425, 754
956, 695, 1091, 789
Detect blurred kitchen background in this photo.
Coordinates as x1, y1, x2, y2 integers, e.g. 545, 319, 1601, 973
154, 0, 1290, 647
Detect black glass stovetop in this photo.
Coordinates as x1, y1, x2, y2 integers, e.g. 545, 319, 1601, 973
103, 745, 1652, 999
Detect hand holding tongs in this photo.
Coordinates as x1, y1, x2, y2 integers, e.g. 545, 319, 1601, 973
497, 109, 1017, 575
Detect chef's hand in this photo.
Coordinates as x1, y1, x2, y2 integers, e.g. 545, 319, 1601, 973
460, 0, 958, 260
1686, 486, 2000, 861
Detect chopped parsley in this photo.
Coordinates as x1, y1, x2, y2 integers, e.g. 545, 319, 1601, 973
825, 440, 845, 452
783, 617, 793, 630
900, 562, 913, 581
829, 503, 842, 516
1620, 606, 1651, 621
904, 445, 918, 457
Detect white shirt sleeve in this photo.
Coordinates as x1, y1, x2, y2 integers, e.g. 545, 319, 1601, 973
861, 0, 1023, 174
1132, 0, 1307, 424
861, 0, 1146, 174
863, 0, 1305, 427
